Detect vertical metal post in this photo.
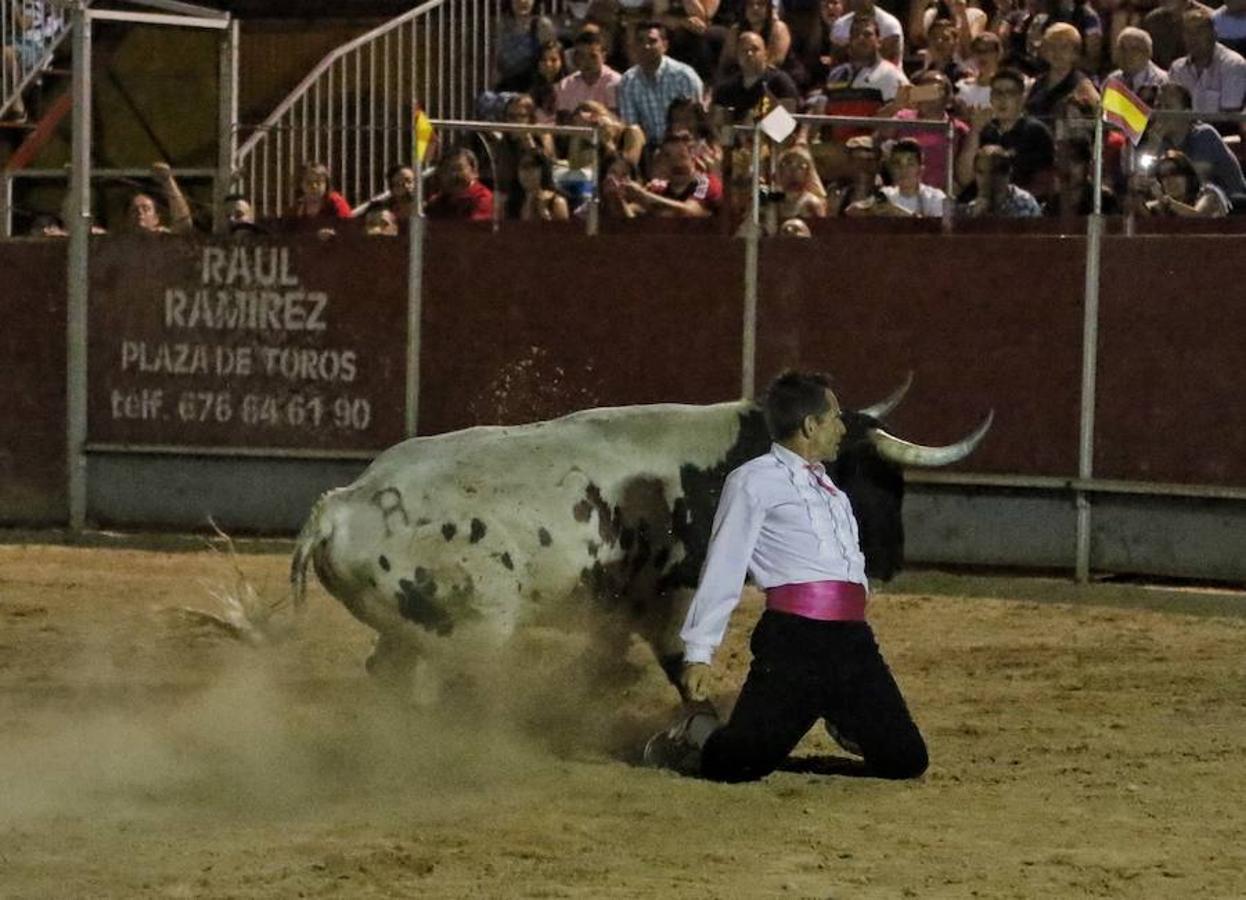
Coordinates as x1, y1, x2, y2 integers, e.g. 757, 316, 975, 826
943, 118, 955, 231
405, 158, 426, 438
587, 126, 600, 236
1075, 110, 1106, 582
741, 124, 762, 400
214, 17, 238, 233
0, 173, 12, 238
67, 4, 92, 531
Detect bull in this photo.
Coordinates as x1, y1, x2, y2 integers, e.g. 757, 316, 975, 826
291, 382, 990, 695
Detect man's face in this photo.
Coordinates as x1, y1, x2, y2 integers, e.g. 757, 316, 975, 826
129, 194, 160, 231
574, 41, 605, 76
389, 167, 415, 199
889, 151, 922, 189
443, 154, 476, 192
744, 0, 770, 24
1183, 19, 1215, 58
989, 77, 1024, 120
849, 20, 879, 62
928, 23, 956, 60
226, 197, 254, 225
636, 27, 667, 69
1041, 34, 1080, 70
660, 141, 695, 184
737, 32, 767, 76
302, 170, 328, 199
970, 39, 1001, 73
1114, 35, 1151, 74
974, 154, 1008, 195
365, 209, 399, 235
807, 389, 847, 461
820, 0, 843, 23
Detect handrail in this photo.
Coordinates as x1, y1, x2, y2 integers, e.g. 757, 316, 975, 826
0, 1, 76, 121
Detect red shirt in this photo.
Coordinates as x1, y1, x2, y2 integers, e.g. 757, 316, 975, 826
644, 173, 724, 216
425, 180, 494, 221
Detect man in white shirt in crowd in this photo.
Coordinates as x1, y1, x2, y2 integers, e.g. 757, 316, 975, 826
822, 17, 909, 103
831, 0, 904, 65
1169, 7, 1246, 119
643, 371, 929, 783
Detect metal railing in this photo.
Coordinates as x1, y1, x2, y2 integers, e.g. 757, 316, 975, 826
1, 0, 73, 121
233, 0, 500, 218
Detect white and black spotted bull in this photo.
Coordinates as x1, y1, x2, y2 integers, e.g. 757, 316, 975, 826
291, 385, 991, 694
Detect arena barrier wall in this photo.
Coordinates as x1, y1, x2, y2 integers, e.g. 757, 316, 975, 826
4, 228, 1245, 580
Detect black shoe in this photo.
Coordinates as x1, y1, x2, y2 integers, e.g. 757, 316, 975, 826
642, 711, 718, 775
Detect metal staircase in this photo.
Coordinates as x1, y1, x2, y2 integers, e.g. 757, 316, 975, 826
233, 0, 500, 217
1, 1, 74, 129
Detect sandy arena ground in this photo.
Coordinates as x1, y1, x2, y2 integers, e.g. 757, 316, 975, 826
1, 536, 1244, 899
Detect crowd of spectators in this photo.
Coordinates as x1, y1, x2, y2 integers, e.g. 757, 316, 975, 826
19, 0, 1246, 237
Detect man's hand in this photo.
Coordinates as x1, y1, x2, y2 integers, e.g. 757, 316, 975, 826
681, 662, 713, 702
151, 161, 174, 183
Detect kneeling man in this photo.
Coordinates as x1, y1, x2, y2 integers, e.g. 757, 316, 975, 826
644, 370, 928, 782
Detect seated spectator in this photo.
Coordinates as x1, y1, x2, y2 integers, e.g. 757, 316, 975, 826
494, 0, 557, 92
491, 93, 558, 199
618, 22, 705, 149
621, 131, 723, 216
711, 30, 801, 123
599, 152, 648, 218
778, 216, 814, 236
718, 0, 793, 77
917, 16, 972, 84
1044, 134, 1122, 215
878, 137, 949, 216
127, 163, 194, 235
506, 149, 572, 220
1024, 24, 1101, 121
381, 165, 417, 220
286, 161, 351, 223
531, 40, 566, 123
364, 205, 400, 236
831, 0, 904, 66
1143, 0, 1212, 70
1107, 27, 1169, 93
782, 0, 843, 94
837, 134, 889, 214
1212, 0, 1246, 57
821, 17, 909, 103
956, 68, 1055, 193
908, 0, 988, 54
565, 100, 646, 169
774, 144, 830, 219
665, 96, 724, 173
653, 0, 721, 80
959, 144, 1043, 216
1142, 82, 1246, 198
424, 147, 495, 221
555, 27, 623, 119
1131, 147, 1231, 214
1168, 7, 1246, 120
221, 193, 264, 236
877, 70, 968, 191
955, 31, 1003, 114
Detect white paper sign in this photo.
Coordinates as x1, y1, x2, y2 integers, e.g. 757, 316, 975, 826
759, 105, 797, 144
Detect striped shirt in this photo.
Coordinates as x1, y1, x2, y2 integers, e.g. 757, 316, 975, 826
617, 56, 704, 144
680, 443, 868, 664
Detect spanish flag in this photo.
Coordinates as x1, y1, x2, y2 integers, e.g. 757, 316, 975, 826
414, 106, 435, 164
1101, 78, 1151, 145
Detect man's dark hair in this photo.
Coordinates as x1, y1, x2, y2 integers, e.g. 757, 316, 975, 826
990, 68, 1026, 93
763, 370, 834, 441
890, 137, 923, 162
442, 146, 479, 171
573, 26, 604, 46
636, 20, 669, 39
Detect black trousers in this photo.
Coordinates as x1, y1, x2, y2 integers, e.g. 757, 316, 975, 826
700, 611, 928, 783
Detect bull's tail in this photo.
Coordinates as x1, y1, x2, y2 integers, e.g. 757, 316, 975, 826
290, 491, 335, 610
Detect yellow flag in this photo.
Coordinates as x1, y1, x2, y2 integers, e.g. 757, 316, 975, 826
1102, 78, 1151, 145
414, 107, 435, 164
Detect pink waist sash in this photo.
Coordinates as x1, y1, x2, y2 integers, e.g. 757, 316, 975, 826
765, 581, 868, 622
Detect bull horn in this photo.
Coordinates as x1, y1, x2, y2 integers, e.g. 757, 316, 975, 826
868, 410, 994, 467
858, 371, 914, 420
